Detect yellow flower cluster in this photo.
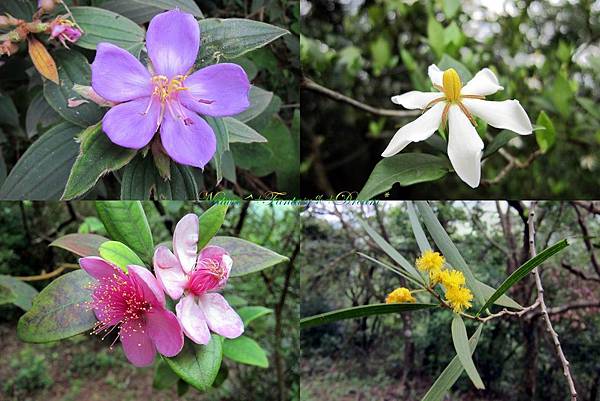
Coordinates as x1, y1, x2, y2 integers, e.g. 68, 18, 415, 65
415, 250, 445, 283
386, 287, 416, 304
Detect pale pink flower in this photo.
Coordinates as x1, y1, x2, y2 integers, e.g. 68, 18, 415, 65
153, 214, 244, 344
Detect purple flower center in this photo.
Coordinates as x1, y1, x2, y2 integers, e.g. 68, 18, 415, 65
186, 258, 227, 296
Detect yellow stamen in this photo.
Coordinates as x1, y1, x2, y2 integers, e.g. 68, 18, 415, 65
442, 68, 462, 102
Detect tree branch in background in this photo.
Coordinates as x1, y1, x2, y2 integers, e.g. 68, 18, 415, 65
481, 149, 543, 186
16, 263, 79, 281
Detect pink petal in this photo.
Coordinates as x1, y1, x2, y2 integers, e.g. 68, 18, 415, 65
102, 96, 161, 149
159, 105, 216, 168
175, 294, 210, 345
153, 246, 188, 300
173, 213, 199, 274
179, 63, 250, 117
79, 256, 117, 280
146, 10, 199, 78
198, 293, 244, 339
91, 42, 153, 103
120, 319, 156, 367
145, 307, 184, 357
198, 245, 232, 277
127, 265, 165, 306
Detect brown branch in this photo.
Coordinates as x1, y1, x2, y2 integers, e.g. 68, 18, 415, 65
15, 263, 79, 281
481, 149, 543, 186
561, 262, 600, 283
302, 77, 420, 118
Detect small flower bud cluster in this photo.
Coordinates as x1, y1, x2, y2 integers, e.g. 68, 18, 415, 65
48, 18, 83, 48
386, 287, 416, 304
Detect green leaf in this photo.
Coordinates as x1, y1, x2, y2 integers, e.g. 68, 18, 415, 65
198, 205, 229, 250
407, 201, 432, 253
50, 233, 109, 257
415, 202, 486, 306
71, 7, 145, 51
427, 17, 445, 58
43, 50, 103, 127
17, 270, 97, 343
0, 0, 35, 19
357, 217, 424, 283
0, 122, 80, 200
301, 303, 437, 329
100, 0, 202, 24
225, 117, 267, 143
477, 239, 569, 315
0, 93, 19, 127
369, 35, 392, 76
99, 241, 144, 271
62, 123, 137, 200
208, 236, 288, 277
213, 363, 229, 388
25, 91, 61, 139
197, 19, 288, 64
233, 86, 274, 123
451, 315, 485, 389
358, 153, 450, 200
153, 359, 180, 390
238, 306, 273, 326
535, 111, 556, 153
483, 130, 518, 159
206, 116, 230, 185
0, 275, 39, 311
223, 336, 269, 368
577, 97, 600, 121
96, 201, 154, 263
437, 54, 472, 82
549, 74, 573, 118
224, 294, 248, 307
476, 280, 522, 310
165, 335, 223, 391
421, 324, 483, 401
443, 0, 461, 18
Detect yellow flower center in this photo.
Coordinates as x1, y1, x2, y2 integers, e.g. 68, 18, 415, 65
151, 74, 189, 103
442, 68, 462, 102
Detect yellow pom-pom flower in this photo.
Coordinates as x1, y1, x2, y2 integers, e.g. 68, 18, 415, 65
386, 287, 416, 304
416, 250, 445, 273
445, 286, 473, 313
440, 269, 466, 289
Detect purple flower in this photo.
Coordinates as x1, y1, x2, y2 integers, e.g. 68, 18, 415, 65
91, 10, 251, 168
49, 18, 83, 47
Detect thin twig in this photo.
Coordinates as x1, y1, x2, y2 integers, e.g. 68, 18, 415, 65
15, 263, 79, 281
528, 202, 578, 401
481, 149, 543, 186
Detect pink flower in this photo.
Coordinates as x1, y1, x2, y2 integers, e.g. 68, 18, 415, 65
49, 18, 82, 47
153, 214, 244, 344
79, 257, 184, 367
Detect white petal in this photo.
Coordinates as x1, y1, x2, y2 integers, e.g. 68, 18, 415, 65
447, 105, 484, 188
428, 64, 443, 87
462, 99, 533, 135
461, 68, 504, 96
381, 102, 445, 157
391, 91, 443, 110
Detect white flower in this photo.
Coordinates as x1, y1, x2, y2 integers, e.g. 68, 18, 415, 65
383, 65, 533, 188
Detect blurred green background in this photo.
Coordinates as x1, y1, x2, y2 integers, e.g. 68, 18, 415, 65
301, 201, 600, 400
300, 0, 600, 198
0, 201, 299, 401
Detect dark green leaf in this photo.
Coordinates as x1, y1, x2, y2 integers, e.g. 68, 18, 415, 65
238, 306, 273, 326
17, 270, 97, 343
223, 336, 269, 368
25, 91, 61, 139
451, 315, 485, 389
205, 116, 230, 185
50, 233, 109, 257
0, 93, 19, 127
225, 117, 267, 143
198, 204, 228, 250
437, 54, 473, 82
165, 335, 223, 392
208, 236, 288, 277
0, 275, 39, 311
99, 241, 144, 271
100, 0, 202, 23
483, 130, 518, 159
233, 86, 274, 123
0, 0, 35, 19
71, 7, 145, 51
153, 359, 180, 390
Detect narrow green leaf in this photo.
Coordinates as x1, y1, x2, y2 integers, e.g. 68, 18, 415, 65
208, 236, 288, 276
415, 202, 486, 307
17, 270, 96, 343
421, 324, 483, 401
0, 275, 39, 311
225, 117, 267, 143
483, 130, 518, 159
451, 315, 485, 389
535, 111, 556, 153
238, 306, 273, 326
356, 252, 425, 288
50, 233, 109, 257
198, 205, 229, 250
165, 335, 223, 391
477, 239, 569, 315
62, 123, 137, 200
205, 117, 230, 185
96, 201, 154, 263
223, 336, 269, 368
407, 201, 432, 253
358, 153, 450, 200
99, 241, 144, 271
71, 7, 145, 51
301, 303, 437, 329
476, 280, 522, 310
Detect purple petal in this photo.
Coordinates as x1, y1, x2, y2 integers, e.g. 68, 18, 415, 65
173, 213, 199, 274
102, 96, 160, 149
198, 293, 244, 339
120, 319, 156, 367
176, 294, 211, 344
79, 256, 117, 280
127, 265, 165, 306
153, 246, 188, 299
179, 63, 250, 117
91, 42, 153, 103
145, 307, 184, 357
160, 105, 216, 168
146, 10, 199, 78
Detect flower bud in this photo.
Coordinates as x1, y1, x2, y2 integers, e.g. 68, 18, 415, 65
49, 18, 83, 47
0, 40, 19, 56
38, 0, 57, 12
0, 16, 10, 28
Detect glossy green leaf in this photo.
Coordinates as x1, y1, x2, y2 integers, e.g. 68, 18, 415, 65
153, 359, 180, 390
0, 275, 39, 311
17, 270, 97, 343
71, 7, 145, 51
483, 130, 518, 159
197, 19, 288, 64
301, 303, 437, 329
208, 236, 288, 277
43, 50, 103, 127
477, 239, 569, 315
99, 241, 144, 271
198, 204, 229, 250
535, 111, 556, 153
0, 0, 35, 19
223, 336, 269, 368
50, 233, 109, 257
96, 201, 154, 263
100, 0, 202, 24
25, 91, 61, 139
233, 86, 274, 123
421, 324, 483, 401
451, 315, 485, 389
165, 335, 223, 392
62, 123, 137, 200
238, 306, 273, 326
225, 117, 267, 143
437, 54, 473, 82
0, 122, 80, 200
358, 153, 450, 200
